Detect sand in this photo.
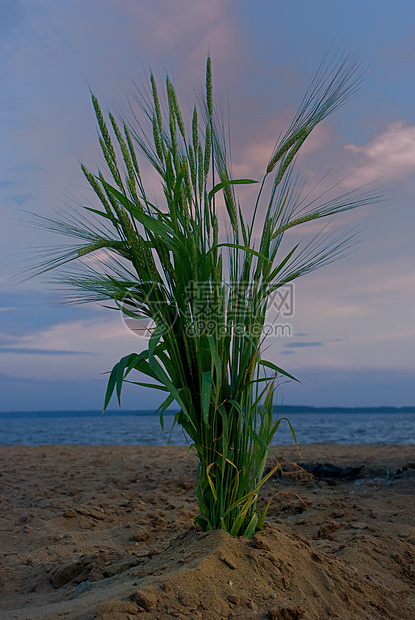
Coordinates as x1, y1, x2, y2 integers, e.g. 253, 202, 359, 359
0, 443, 414, 619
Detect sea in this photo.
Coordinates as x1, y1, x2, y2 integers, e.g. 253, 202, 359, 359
1, 408, 415, 446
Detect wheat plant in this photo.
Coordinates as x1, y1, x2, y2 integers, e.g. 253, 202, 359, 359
30, 54, 376, 537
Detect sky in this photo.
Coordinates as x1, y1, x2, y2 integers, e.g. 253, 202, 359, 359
0, 0, 414, 412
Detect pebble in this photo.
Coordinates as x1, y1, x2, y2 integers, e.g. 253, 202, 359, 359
77, 506, 105, 520
63, 509, 77, 518
75, 580, 91, 595
228, 594, 240, 605
161, 582, 172, 592
130, 586, 158, 611
329, 509, 345, 519
219, 553, 237, 570
133, 529, 150, 542
351, 522, 368, 530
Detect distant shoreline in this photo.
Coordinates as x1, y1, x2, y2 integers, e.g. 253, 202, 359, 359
1, 406, 415, 418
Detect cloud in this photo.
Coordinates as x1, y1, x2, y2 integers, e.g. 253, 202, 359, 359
344, 121, 415, 185
121, 0, 241, 85
7, 193, 33, 205
0, 347, 95, 355
124, 0, 232, 51
0, 313, 147, 382
0, 180, 15, 189
284, 341, 324, 348
230, 112, 296, 187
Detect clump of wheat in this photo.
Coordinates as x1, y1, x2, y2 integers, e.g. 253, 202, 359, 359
30, 53, 377, 537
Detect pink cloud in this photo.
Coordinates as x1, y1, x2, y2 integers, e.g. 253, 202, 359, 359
118, 0, 241, 84
344, 120, 415, 185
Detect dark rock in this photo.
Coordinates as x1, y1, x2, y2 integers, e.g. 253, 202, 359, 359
75, 580, 91, 595
298, 462, 363, 481
269, 604, 305, 619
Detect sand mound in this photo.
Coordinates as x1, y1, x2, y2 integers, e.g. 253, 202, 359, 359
95, 523, 410, 620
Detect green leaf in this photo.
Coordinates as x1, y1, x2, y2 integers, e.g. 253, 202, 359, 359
101, 180, 178, 244
147, 328, 194, 429
257, 498, 273, 531
242, 512, 258, 539
206, 334, 222, 393
130, 358, 162, 383
84, 206, 115, 221
124, 380, 169, 391
155, 393, 175, 432
205, 463, 218, 502
228, 398, 270, 454
208, 178, 257, 204
103, 352, 140, 410
259, 359, 300, 382
279, 416, 300, 450
213, 243, 272, 262
201, 371, 213, 427
228, 502, 253, 536
266, 244, 299, 282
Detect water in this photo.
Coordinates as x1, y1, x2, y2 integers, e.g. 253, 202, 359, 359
1, 411, 415, 446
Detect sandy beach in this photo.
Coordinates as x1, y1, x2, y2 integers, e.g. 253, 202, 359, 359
0, 443, 414, 619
